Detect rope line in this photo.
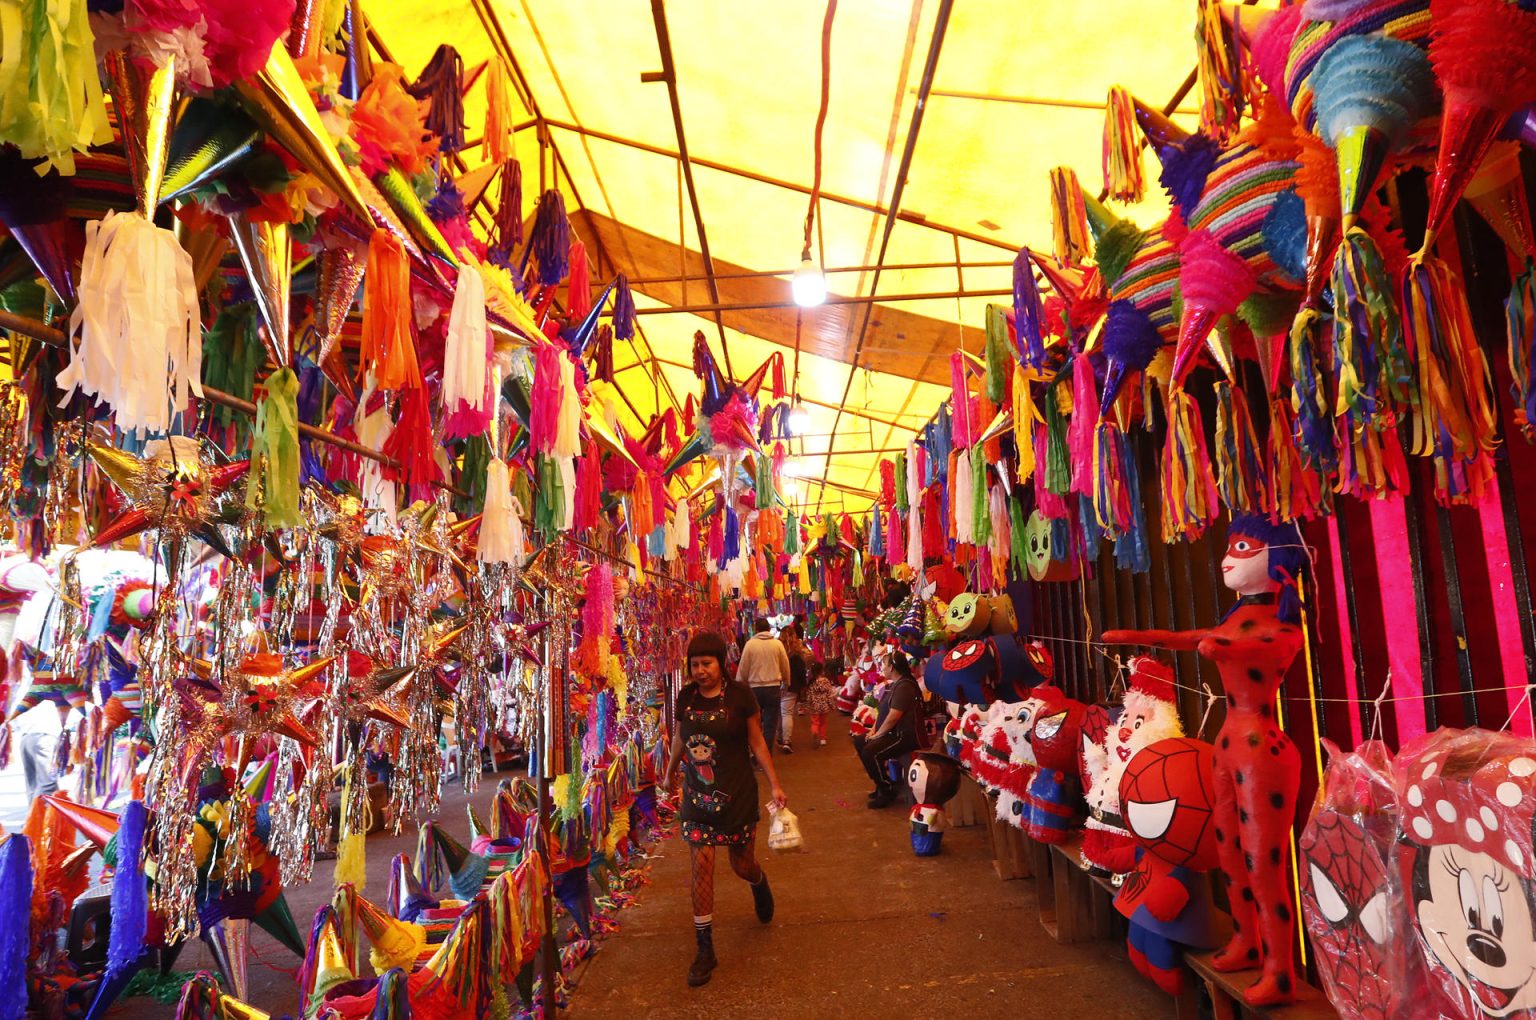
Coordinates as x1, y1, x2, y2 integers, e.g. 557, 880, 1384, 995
1020, 631, 1530, 706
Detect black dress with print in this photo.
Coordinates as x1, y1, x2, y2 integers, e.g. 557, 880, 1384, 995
675, 681, 760, 845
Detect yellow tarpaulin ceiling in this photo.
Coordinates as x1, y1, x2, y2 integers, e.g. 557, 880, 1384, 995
366, 0, 1204, 508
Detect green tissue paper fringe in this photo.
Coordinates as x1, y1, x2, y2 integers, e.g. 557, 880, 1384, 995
970, 444, 991, 546
1008, 495, 1029, 574
456, 435, 491, 517
248, 367, 301, 528
985, 305, 1011, 404
1044, 380, 1071, 494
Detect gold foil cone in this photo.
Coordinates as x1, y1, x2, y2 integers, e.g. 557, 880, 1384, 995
1204, 324, 1238, 383
226, 213, 293, 367
1466, 140, 1536, 261
355, 895, 428, 974
85, 441, 147, 495
205, 917, 251, 1000
288, 654, 338, 686
235, 43, 372, 223
1335, 124, 1387, 230
975, 409, 1014, 446
104, 51, 177, 219
587, 409, 640, 469
216, 1000, 273, 1020
309, 915, 356, 1004
314, 243, 365, 364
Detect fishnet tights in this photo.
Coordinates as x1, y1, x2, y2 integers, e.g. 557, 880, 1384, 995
688, 835, 764, 917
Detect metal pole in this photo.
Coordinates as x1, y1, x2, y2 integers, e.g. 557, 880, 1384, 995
648, 0, 728, 359
618, 259, 1014, 287
815, 0, 954, 506
623, 353, 924, 432
0, 310, 474, 499
629, 286, 1012, 316
537, 118, 1024, 255
537, 596, 558, 1018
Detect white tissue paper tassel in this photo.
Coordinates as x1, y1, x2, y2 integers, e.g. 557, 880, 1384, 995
554, 354, 582, 459
953, 451, 974, 545
442, 266, 489, 419
60, 211, 201, 435
477, 458, 527, 567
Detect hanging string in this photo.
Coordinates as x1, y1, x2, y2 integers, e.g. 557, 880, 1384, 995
1503, 683, 1536, 733
800, 0, 838, 264
1196, 682, 1219, 739
1367, 670, 1392, 745
1022, 631, 1530, 707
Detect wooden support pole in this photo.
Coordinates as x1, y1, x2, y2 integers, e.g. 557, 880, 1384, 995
0, 310, 469, 497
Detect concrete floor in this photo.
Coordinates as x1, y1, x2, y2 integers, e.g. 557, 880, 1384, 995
567, 713, 1176, 1020
125, 713, 1176, 1019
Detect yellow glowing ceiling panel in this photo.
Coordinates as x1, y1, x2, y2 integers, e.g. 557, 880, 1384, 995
365, 0, 1201, 506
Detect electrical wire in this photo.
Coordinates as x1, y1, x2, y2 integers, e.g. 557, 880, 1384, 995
801, 0, 838, 263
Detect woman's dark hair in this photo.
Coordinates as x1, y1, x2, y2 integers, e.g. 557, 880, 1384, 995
686, 631, 730, 672
808, 660, 823, 679
892, 652, 914, 680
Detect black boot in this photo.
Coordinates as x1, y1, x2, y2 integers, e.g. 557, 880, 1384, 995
867, 785, 896, 808
751, 873, 775, 923
688, 924, 717, 987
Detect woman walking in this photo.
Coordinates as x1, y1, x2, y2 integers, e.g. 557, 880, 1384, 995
664, 631, 787, 986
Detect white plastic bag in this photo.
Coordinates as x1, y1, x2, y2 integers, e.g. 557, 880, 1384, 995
767, 804, 803, 851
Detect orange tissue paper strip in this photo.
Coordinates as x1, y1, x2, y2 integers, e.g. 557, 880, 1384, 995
360, 230, 422, 391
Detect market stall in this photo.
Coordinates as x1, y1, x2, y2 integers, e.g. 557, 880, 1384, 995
3, 0, 1536, 1016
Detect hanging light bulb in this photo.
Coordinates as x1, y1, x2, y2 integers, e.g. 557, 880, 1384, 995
791, 257, 826, 307
787, 400, 812, 436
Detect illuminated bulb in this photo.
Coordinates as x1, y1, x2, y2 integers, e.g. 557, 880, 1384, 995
791, 257, 826, 307
782, 458, 809, 478
787, 401, 812, 435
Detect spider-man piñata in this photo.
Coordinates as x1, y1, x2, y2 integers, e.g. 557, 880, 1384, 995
1117, 736, 1225, 995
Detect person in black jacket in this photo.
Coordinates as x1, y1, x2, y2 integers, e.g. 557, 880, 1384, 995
853, 652, 924, 808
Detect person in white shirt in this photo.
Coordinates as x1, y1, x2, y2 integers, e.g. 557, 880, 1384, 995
735, 618, 791, 753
